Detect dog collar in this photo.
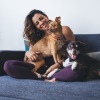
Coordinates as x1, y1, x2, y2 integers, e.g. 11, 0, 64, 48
51, 34, 64, 41
69, 58, 75, 62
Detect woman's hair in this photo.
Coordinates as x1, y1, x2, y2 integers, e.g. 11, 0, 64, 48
23, 9, 48, 45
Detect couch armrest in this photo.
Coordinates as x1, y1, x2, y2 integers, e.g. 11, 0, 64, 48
0, 50, 25, 75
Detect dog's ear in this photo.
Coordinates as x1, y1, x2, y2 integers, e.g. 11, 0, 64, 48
48, 20, 52, 23
78, 41, 86, 49
66, 40, 71, 45
55, 16, 61, 24
67, 40, 71, 43
78, 41, 86, 46
62, 40, 71, 49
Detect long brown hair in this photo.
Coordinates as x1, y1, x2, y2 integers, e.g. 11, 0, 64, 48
23, 9, 48, 45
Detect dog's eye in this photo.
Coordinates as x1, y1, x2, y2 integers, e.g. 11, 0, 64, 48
48, 20, 51, 24
71, 45, 73, 48
76, 45, 78, 47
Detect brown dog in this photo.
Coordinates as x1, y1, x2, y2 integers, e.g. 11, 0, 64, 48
24, 17, 66, 77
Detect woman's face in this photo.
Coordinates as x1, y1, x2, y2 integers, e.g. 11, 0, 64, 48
32, 13, 49, 31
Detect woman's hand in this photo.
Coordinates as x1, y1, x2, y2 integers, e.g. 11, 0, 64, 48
25, 51, 40, 61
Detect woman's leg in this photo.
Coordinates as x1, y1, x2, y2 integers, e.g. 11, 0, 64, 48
4, 60, 38, 79
51, 66, 86, 82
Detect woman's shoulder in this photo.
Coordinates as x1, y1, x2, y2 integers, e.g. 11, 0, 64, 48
62, 26, 75, 41
62, 26, 72, 34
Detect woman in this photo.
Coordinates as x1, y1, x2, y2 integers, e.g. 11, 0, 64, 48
4, 9, 84, 82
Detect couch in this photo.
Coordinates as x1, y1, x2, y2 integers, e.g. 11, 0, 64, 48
0, 34, 100, 100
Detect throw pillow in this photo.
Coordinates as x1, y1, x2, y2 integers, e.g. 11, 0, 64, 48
87, 52, 100, 61
24, 40, 29, 51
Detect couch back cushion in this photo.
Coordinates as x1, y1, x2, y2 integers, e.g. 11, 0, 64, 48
24, 34, 100, 53
75, 34, 100, 53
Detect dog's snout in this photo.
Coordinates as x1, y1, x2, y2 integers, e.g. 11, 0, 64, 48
73, 50, 76, 54
72, 49, 76, 54
52, 23, 56, 27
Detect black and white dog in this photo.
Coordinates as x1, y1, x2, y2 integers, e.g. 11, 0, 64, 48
63, 41, 100, 80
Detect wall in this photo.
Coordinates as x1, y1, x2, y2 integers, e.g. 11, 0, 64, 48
0, 0, 100, 50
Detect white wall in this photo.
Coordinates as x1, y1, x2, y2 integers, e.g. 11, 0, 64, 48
0, 0, 100, 50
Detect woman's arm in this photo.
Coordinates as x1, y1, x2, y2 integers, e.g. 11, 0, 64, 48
62, 26, 75, 41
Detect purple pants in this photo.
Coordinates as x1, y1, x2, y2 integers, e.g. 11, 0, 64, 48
4, 60, 86, 81
52, 66, 86, 82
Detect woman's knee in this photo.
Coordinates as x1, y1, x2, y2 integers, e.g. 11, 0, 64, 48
4, 60, 16, 74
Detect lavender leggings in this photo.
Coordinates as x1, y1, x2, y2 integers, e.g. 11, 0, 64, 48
4, 60, 86, 81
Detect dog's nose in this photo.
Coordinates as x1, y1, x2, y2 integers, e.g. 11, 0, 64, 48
52, 24, 56, 27
73, 50, 76, 54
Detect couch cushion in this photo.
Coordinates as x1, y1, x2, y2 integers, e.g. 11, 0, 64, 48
24, 40, 29, 51
87, 52, 100, 61
0, 76, 100, 100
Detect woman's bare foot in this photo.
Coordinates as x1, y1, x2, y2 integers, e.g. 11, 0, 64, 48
45, 78, 57, 82
41, 74, 47, 78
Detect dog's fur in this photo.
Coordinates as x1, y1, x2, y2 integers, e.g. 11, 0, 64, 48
24, 17, 66, 77
63, 41, 100, 81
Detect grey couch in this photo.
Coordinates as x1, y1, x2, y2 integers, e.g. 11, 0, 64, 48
0, 34, 100, 100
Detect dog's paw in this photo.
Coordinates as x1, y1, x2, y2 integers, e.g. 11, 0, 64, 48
47, 68, 59, 78
71, 61, 77, 70
47, 73, 52, 78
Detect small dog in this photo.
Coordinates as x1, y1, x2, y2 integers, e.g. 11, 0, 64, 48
63, 41, 100, 80
24, 17, 66, 78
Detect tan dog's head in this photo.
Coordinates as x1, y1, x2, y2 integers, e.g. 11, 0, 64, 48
48, 17, 62, 32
